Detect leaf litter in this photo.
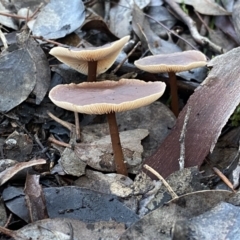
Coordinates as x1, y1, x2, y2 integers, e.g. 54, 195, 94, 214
0, 0, 240, 239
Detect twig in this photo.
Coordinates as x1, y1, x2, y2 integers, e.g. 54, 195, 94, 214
0, 3, 43, 21
31, 35, 65, 46
178, 106, 191, 170
163, 0, 224, 53
28, 3, 44, 21
143, 164, 178, 199
0, 11, 27, 20
47, 111, 74, 131
48, 136, 72, 149
4, 214, 12, 228
212, 167, 236, 192
144, 13, 198, 51
111, 41, 141, 74
194, 11, 211, 35
34, 133, 51, 160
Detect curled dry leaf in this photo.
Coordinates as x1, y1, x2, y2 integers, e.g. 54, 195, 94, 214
0, 159, 46, 186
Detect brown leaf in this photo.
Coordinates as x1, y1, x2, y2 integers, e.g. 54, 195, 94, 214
0, 218, 125, 240
144, 47, 240, 179
0, 159, 46, 186
81, 14, 119, 41
24, 173, 49, 222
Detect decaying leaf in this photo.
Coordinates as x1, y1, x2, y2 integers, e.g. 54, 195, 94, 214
3, 186, 140, 226
119, 190, 232, 239
30, 0, 85, 39
143, 167, 205, 215
0, 48, 36, 112
144, 47, 240, 179
0, 218, 126, 240
0, 159, 46, 186
4, 131, 33, 162
24, 174, 48, 222
132, 3, 181, 54
74, 129, 149, 174
81, 14, 119, 41
174, 0, 230, 15
0, 2, 18, 30
17, 32, 51, 104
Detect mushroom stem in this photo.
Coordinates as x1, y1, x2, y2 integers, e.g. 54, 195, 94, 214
168, 72, 179, 117
74, 111, 81, 142
87, 61, 98, 82
106, 112, 128, 176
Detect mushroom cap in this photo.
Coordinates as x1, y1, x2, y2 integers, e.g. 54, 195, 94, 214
49, 36, 130, 76
134, 50, 207, 73
49, 79, 166, 115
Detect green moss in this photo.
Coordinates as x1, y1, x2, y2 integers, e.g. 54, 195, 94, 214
230, 104, 240, 127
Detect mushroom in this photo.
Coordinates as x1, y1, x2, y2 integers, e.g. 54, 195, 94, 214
49, 35, 130, 82
50, 36, 130, 141
49, 79, 166, 176
134, 50, 207, 116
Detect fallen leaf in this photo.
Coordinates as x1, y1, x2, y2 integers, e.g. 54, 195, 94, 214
0, 218, 126, 240
132, 3, 181, 54
74, 129, 149, 174
119, 190, 232, 239
17, 32, 51, 104
30, 0, 85, 39
0, 48, 36, 112
174, 0, 230, 15
0, 159, 46, 186
3, 186, 140, 226
24, 174, 49, 222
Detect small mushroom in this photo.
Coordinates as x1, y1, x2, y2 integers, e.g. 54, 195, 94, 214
134, 50, 207, 116
49, 35, 130, 82
49, 79, 166, 176
50, 36, 130, 142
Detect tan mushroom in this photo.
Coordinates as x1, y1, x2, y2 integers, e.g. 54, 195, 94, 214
50, 35, 130, 142
49, 79, 166, 176
49, 35, 130, 82
134, 50, 207, 116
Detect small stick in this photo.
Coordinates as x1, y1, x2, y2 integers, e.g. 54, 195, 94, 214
31, 35, 65, 46
111, 41, 141, 74
178, 107, 191, 170
47, 111, 74, 131
34, 133, 51, 159
48, 137, 72, 149
28, 3, 44, 21
0, 3, 43, 21
4, 214, 12, 228
212, 167, 236, 192
0, 11, 27, 19
144, 164, 178, 199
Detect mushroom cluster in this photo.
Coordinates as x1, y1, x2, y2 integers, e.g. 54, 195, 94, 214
49, 36, 166, 176
134, 50, 207, 116
50, 36, 130, 141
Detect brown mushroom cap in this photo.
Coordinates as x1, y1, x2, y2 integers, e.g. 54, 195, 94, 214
49, 79, 166, 115
49, 36, 130, 75
134, 50, 207, 73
